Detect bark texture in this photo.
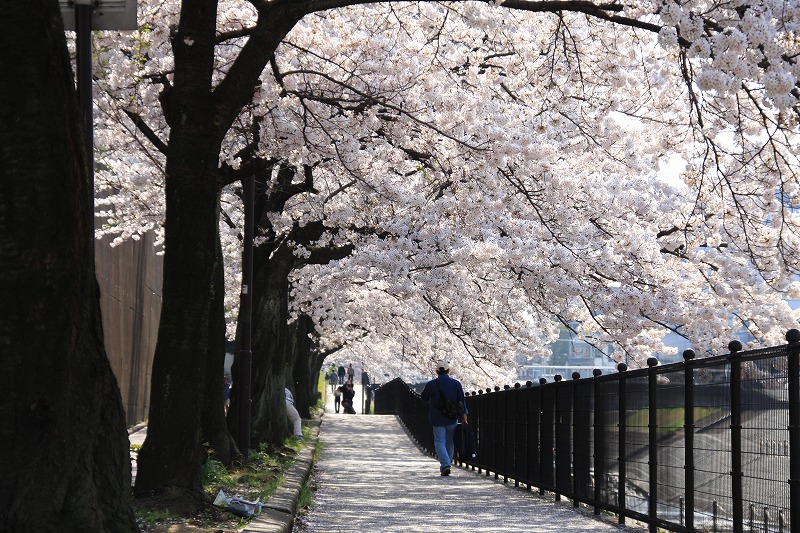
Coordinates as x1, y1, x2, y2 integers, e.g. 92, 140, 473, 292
133, 2, 221, 511
202, 231, 240, 466
247, 245, 296, 445
0, 2, 136, 531
136, 0, 305, 499
290, 315, 323, 418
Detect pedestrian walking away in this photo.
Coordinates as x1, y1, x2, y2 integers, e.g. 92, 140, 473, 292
334, 385, 342, 413
420, 359, 468, 476
346, 363, 355, 383
328, 368, 339, 393
337, 364, 346, 385
285, 387, 303, 439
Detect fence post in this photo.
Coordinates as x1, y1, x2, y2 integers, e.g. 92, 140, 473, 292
513, 383, 524, 487
554, 374, 563, 502
647, 357, 659, 533
684, 349, 696, 532
494, 385, 502, 480
487, 388, 494, 477
729, 340, 743, 533
572, 371, 583, 508
528, 378, 547, 494
477, 389, 484, 474
539, 378, 555, 495
618, 362, 628, 525
525, 380, 534, 488
503, 384, 511, 484
593, 368, 604, 516
787, 329, 800, 533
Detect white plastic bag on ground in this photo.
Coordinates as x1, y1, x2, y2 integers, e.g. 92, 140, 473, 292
213, 489, 264, 517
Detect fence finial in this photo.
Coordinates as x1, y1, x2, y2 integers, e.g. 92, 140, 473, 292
683, 349, 695, 360
572, 372, 581, 380
728, 340, 743, 354
787, 329, 800, 344
647, 357, 659, 367
617, 362, 628, 372
592, 368, 602, 377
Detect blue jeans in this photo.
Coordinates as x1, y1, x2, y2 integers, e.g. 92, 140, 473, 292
432, 423, 458, 471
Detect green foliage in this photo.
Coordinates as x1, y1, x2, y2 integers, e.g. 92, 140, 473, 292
297, 479, 314, 510
312, 440, 323, 462
318, 370, 326, 395
202, 457, 235, 487
137, 508, 176, 522
134, 507, 181, 531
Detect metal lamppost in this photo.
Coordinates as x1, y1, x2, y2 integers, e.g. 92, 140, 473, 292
237, 176, 254, 453
59, 0, 137, 217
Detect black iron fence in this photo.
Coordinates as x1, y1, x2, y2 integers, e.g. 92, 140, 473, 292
374, 330, 800, 533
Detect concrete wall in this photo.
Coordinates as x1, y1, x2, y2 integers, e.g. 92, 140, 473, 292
95, 232, 162, 426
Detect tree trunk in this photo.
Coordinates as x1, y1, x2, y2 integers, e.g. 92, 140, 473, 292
0, 3, 136, 531
290, 315, 322, 418
133, 167, 219, 512
133, 3, 222, 512
227, 210, 355, 446
202, 230, 240, 466
244, 246, 296, 446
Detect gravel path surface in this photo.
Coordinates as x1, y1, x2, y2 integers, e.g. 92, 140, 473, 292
298, 390, 646, 533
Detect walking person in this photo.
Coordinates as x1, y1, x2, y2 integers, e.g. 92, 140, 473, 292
337, 364, 346, 385
328, 368, 339, 393
334, 385, 342, 413
420, 359, 468, 476
285, 387, 304, 440
346, 363, 355, 383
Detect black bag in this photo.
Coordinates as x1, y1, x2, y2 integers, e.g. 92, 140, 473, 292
454, 422, 477, 460
435, 379, 463, 419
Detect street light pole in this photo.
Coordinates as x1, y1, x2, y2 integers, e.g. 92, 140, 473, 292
61, 0, 138, 210
236, 176, 254, 454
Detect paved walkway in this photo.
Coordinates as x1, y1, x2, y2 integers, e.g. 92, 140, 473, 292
298, 386, 645, 533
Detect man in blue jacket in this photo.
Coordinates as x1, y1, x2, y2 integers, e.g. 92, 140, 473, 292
421, 359, 468, 476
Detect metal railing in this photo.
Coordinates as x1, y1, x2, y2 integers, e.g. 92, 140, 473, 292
374, 330, 800, 533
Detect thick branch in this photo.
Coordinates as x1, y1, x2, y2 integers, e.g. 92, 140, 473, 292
123, 109, 169, 155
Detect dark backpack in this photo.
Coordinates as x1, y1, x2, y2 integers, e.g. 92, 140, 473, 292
435, 379, 463, 419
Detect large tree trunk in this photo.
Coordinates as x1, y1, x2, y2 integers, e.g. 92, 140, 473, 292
133, 2, 222, 512
133, 163, 219, 512
243, 246, 296, 446
0, 2, 136, 531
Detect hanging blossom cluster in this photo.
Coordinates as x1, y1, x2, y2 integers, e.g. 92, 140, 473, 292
89, 0, 800, 381
654, 0, 799, 112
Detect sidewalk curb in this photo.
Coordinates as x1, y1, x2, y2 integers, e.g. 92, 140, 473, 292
241, 415, 322, 533
127, 421, 147, 435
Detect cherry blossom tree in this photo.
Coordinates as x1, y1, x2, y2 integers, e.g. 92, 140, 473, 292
0, 2, 136, 531
91, 0, 799, 508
